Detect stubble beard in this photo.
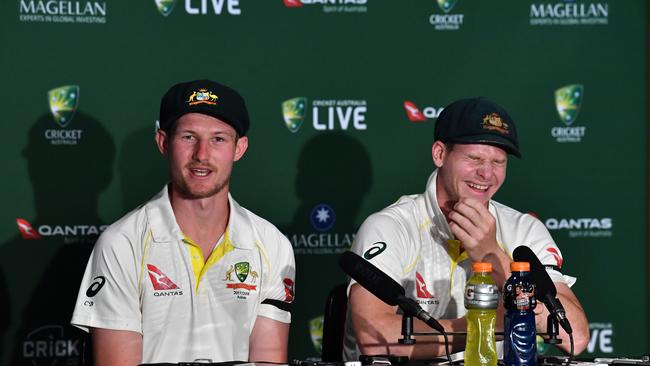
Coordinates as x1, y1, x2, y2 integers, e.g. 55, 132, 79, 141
171, 167, 230, 200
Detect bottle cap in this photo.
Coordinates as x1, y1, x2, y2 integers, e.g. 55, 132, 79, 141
472, 262, 492, 272
511, 261, 530, 272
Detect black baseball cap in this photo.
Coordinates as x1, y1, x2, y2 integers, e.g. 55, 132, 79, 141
434, 97, 521, 158
159, 79, 250, 136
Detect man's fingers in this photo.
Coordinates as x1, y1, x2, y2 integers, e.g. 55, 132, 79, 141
449, 221, 471, 244
455, 199, 494, 229
450, 205, 488, 233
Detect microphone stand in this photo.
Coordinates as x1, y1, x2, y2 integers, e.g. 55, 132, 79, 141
543, 314, 562, 345
397, 312, 452, 365
399, 313, 416, 345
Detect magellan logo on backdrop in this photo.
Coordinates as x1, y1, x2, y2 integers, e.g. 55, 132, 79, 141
403, 100, 444, 122
551, 84, 586, 143
16, 218, 107, 241
22, 325, 83, 365
429, 0, 464, 30
46, 85, 84, 145
530, 1, 608, 26
19, 0, 107, 24
281, 97, 368, 133
289, 204, 355, 255
544, 217, 613, 238
283, 0, 367, 13
588, 323, 614, 354
154, 0, 242, 16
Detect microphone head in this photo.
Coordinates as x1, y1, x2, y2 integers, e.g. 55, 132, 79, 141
513, 246, 573, 334
339, 251, 405, 306
513, 245, 557, 298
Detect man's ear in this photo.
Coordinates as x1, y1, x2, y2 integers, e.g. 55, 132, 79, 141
234, 136, 249, 162
155, 129, 168, 156
431, 140, 447, 168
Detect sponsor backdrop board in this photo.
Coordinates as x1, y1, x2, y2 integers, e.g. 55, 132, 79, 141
0, 0, 646, 364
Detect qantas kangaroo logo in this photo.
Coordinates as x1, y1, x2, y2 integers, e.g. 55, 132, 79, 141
16, 218, 42, 240
283, 0, 302, 7
147, 264, 179, 290
404, 101, 427, 122
546, 248, 563, 268
415, 272, 434, 298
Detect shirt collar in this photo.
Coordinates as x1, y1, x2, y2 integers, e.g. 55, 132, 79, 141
424, 170, 453, 238
145, 184, 254, 250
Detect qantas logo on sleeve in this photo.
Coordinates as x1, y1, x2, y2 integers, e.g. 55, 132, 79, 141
415, 272, 434, 298
546, 248, 563, 268
16, 218, 42, 240
283, 278, 295, 302
147, 264, 182, 296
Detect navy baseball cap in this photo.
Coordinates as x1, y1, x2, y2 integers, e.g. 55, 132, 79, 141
159, 79, 250, 136
434, 97, 521, 158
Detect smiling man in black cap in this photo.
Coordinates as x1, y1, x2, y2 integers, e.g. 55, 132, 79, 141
71, 80, 296, 365
343, 97, 589, 360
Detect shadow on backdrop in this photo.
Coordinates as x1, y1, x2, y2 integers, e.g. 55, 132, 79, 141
281, 132, 373, 359
118, 125, 168, 211
0, 112, 115, 365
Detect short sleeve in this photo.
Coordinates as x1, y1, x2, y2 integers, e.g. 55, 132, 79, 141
348, 212, 412, 292
70, 228, 143, 333
258, 229, 295, 324
524, 218, 575, 286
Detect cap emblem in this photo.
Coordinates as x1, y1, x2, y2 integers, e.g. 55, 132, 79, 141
187, 88, 218, 106
481, 112, 509, 134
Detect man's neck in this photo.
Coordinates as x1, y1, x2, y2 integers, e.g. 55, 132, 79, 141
168, 185, 230, 256
434, 175, 455, 223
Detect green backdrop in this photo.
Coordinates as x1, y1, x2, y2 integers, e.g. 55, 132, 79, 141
0, 0, 647, 364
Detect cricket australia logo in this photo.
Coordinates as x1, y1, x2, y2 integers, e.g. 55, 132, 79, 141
437, 0, 457, 13
555, 84, 583, 126
48, 85, 79, 127
282, 97, 307, 133
155, 0, 176, 16
225, 261, 258, 298
309, 315, 324, 353
235, 261, 250, 282
430, 0, 463, 30
551, 84, 586, 143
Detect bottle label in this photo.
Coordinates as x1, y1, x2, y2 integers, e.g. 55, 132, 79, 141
513, 284, 535, 310
465, 283, 499, 309
504, 277, 537, 311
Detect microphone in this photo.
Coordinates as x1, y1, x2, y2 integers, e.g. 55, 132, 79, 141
339, 251, 445, 333
513, 246, 573, 334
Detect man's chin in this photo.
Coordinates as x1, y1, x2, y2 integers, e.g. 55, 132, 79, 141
174, 181, 228, 200
458, 192, 493, 205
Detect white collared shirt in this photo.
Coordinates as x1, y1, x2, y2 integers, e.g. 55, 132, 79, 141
71, 186, 295, 363
342, 170, 574, 361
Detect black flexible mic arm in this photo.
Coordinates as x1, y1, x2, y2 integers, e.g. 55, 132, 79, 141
512, 245, 573, 335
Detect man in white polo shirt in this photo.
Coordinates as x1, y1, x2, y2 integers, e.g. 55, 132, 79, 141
71, 79, 295, 365
343, 97, 589, 361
